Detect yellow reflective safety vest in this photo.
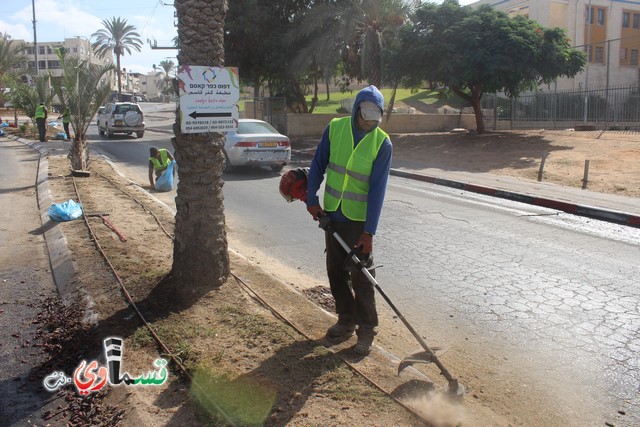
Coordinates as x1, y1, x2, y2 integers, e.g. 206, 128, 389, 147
35, 104, 46, 119
324, 117, 387, 221
62, 108, 71, 124
149, 149, 170, 171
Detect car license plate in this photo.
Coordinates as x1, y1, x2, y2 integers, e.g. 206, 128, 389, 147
258, 142, 277, 147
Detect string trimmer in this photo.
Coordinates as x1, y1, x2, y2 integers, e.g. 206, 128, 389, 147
279, 168, 465, 399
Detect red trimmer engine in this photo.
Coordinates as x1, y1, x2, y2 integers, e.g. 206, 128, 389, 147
279, 167, 310, 203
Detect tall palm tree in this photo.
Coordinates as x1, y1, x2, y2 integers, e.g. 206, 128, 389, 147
288, 0, 411, 89
155, 59, 175, 101
172, 0, 229, 299
91, 17, 142, 101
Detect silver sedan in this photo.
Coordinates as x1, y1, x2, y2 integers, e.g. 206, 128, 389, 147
224, 119, 291, 172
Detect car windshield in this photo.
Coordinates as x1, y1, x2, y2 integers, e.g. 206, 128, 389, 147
114, 104, 140, 114
237, 121, 279, 135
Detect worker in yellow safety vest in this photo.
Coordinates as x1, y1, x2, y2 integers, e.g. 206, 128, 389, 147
148, 147, 175, 188
306, 85, 393, 356
57, 106, 71, 141
34, 102, 48, 142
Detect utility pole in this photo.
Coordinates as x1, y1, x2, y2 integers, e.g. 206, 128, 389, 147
583, 0, 592, 124
32, 0, 38, 76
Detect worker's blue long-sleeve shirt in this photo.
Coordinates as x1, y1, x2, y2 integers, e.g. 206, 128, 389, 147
306, 124, 392, 235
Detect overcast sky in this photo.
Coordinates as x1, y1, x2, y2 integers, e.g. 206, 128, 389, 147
1, 0, 478, 75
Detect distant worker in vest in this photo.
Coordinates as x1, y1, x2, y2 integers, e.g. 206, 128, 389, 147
34, 102, 48, 142
57, 106, 71, 141
306, 85, 392, 356
148, 147, 175, 189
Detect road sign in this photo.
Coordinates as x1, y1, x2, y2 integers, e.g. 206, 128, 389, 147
178, 66, 239, 133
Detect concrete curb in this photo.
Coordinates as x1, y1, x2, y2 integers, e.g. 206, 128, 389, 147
390, 168, 640, 228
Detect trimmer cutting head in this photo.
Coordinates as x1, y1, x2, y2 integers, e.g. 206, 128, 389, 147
445, 379, 466, 399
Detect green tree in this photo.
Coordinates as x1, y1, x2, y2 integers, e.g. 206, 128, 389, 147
288, 0, 411, 91
155, 59, 175, 101
91, 17, 143, 101
172, 0, 229, 298
6, 74, 53, 121
50, 49, 113, 171
225, 0, 313, 111
395, 0, 585, 133
0, 33, 28, 106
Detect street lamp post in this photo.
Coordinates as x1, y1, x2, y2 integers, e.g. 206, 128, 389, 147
32, 0, 38, 76
583, 0, 592, 124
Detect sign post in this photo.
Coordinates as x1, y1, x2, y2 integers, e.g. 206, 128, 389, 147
178, 66, 239, 133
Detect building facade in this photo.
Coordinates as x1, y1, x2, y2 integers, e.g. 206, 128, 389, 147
471, 0, 640, 89
13, 37, 113, 83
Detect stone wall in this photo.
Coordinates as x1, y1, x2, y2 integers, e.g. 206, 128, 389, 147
241, 100, 479, 136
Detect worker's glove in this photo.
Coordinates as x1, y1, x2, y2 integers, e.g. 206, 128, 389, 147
318, 213, 331, 231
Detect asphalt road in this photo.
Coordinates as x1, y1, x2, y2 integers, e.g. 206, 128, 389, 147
89, 103, 640, 426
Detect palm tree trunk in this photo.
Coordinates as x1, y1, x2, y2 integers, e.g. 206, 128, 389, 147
172, 0, 229, 299
116, 54, 122, 101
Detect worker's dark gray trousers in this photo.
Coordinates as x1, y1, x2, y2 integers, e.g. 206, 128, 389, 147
325, 221, 377, 331
36, 118, 46, 142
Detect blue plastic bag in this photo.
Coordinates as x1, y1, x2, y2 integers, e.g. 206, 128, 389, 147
155, 160, 176, 192
48, 199, 83, 222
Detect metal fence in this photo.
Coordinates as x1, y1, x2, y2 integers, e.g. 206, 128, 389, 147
482, 83, 640, 131
253, 97, 288, 134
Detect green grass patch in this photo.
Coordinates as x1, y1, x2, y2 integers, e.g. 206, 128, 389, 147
129, 316, 217, 350
305, 87, 467, 114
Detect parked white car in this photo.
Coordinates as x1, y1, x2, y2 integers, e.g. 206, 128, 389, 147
97, 102, 145, 138
224, 119, 291, 172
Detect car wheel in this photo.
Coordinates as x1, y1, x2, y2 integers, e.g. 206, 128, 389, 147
136, 131, 144, 138
270, 164, 284, 172
224, 153, 235, 173
99, 127, 105, 136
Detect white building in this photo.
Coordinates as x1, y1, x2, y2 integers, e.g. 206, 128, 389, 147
13, 37, 113, 85
471, 0, 640, 89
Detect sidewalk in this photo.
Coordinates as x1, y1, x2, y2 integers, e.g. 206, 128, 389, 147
292, 136, 640, 228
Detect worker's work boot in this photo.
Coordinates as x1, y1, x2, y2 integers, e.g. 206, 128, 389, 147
326, 321, 356, 341
352, 327, 376, 356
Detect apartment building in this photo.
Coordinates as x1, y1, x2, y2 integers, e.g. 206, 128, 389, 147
471, 0, 640, 89
13, 36, 113, 83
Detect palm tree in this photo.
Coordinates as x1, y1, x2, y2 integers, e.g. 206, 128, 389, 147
50, 49, 113, 171
6, 74, 54, 121
91, 17, 142, 101
288, 0, 411, 89
171, 0, 229, 299
155, 59, 175, 101
0, 33, 28, 106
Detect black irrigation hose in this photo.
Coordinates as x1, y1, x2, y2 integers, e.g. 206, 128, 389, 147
228, 272, 430, 425
71, 170, 432, 426
70, 175, 236, 426
92, 170, 174, 239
